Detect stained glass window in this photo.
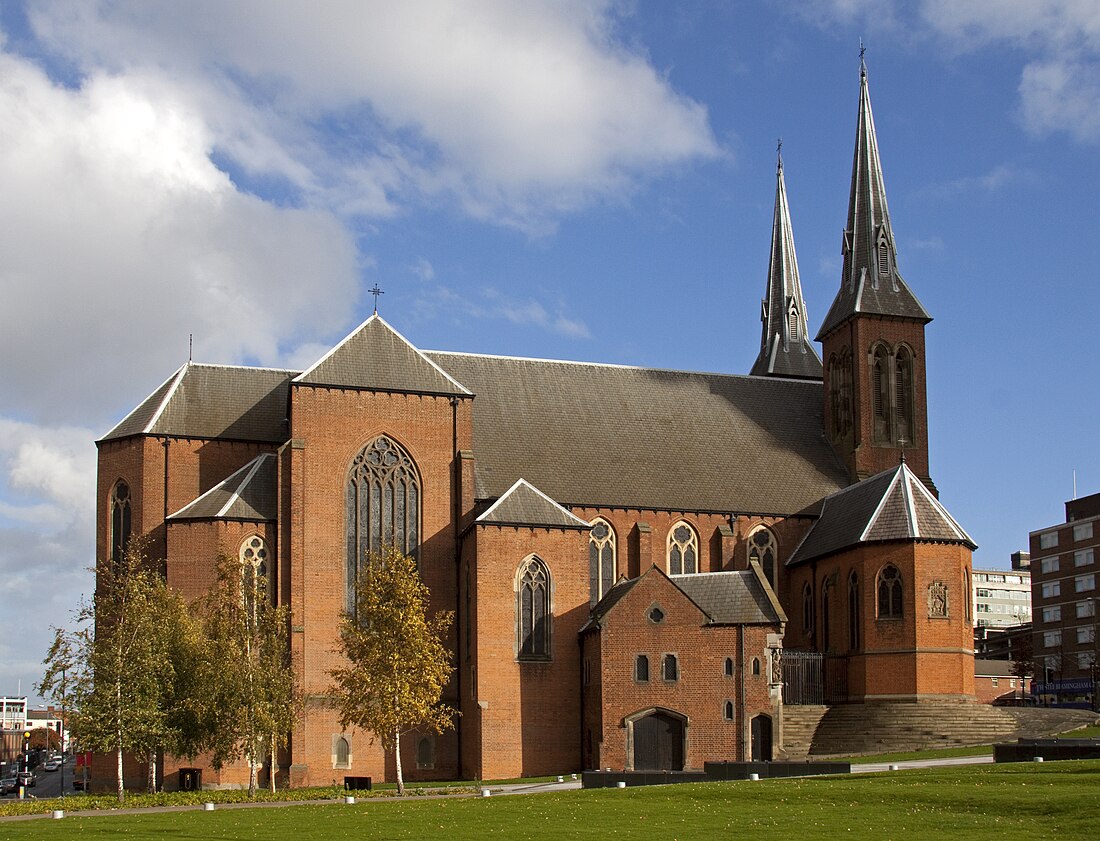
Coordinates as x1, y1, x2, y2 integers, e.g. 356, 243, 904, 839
748, 527, 777, 588
588, 519, 616, 605
877, 565, 903, 619
346, 436, 420, 613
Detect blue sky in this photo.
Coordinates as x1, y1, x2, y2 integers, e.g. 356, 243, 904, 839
1, 1, 1098, 703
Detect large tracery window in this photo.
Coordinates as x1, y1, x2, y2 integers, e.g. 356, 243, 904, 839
346, 436, 420, 612
110, 480, 132, 566
589, 519, 617, 605
877, 565, 903, 619
517, 556, 551, 660
667, 522, 698, 575
240, 536, 269, 622
747, 527, 778, 589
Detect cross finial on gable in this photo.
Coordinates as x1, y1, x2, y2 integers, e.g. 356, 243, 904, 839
369, 285, 384, 314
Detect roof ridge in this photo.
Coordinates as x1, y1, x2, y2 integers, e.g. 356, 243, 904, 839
215, 453, 274, 518
428, 349, 819, 383
143, 363, 190, 435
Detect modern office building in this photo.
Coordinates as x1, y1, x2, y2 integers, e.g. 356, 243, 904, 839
1029, 492, 1100, 701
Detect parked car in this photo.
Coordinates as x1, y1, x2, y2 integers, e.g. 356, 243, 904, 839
16, 771, 35, 788
43, 759, 60, 772
0, 778, 17, 795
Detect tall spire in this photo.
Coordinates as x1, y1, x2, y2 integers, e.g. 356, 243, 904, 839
751, 143, 822, 379
816, 53, 930, 341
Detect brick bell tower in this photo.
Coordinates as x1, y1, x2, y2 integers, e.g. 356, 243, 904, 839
817, 55, 934, 489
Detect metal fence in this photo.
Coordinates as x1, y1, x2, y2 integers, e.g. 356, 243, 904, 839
782, 651, 848, 705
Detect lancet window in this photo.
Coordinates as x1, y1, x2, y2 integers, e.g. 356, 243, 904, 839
517, 556, 551, 660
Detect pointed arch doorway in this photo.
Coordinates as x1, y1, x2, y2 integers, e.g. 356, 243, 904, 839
751, 715, 773, 761
626, 709, 686, 771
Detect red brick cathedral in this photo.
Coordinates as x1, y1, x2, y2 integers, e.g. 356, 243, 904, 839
96, 62, 976, 789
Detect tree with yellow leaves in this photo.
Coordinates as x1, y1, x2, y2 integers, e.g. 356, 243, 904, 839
328, 546, 455, 793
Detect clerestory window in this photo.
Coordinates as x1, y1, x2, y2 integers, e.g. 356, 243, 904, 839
589, 519, 616, 605
747, 526, 778, 589
668, 522, 699, 575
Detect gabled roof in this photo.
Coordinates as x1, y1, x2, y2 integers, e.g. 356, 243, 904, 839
294, 313, 471, 396
750, 151, 822, 380
583, 566, 783, 632
816, 60, 930, 340
100, 363, 294, 443
168, 453, 277, 521
788, 461, 975, 565
427, 351, 848, 514
672, 569, 786, 625
475, 479, 591, 530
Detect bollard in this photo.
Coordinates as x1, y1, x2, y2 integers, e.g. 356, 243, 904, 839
556, 775, 563, 783
748, 773, 759, 781
888, 764, 899, 771
52, 810, 64, 820
571, 773, 577, 780
616, 781, 626, 788
345, 795, 356, 804
481, 788, 491, 797
203, 802, 215, 811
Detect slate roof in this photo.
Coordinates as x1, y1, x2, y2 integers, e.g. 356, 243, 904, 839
427, 351, 848, 514
788, 462, 975, 565
672, 569, 786, 625
476, 479, 591, 530
584, 567, 783, 632
816, 62, 931, 340
750, 152, 823, 380
294, 314, 471, 396
100, 363, 294, 443
168, 453, 277, 521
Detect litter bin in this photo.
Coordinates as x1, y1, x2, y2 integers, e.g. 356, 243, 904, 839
179, 768, 202, 792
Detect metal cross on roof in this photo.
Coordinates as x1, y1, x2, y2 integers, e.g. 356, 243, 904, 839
859, 39, 867, 72
369, 285, 384, 314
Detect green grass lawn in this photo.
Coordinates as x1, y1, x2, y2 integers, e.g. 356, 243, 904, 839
2, 760, 1098, 840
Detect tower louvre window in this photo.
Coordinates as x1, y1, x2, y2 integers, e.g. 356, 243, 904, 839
894, 346, 914, 444
788, 307, 799, 346
110, 480, 132, 567
872, 345, 890, 441
878, 239, 890, 276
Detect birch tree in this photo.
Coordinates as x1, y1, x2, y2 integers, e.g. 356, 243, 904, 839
328, 547, 455, 794
196, 551, 299, 797
39, 538, 197, 802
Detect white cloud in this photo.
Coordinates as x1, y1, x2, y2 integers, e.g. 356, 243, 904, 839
796, 0, 1100, 143
0, 50, 361, 425
25, 0, 720, 229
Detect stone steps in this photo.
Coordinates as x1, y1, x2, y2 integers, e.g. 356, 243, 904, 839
781, 703, 1098, 758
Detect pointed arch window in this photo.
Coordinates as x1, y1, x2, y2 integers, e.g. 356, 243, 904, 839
240, 536, 269, 623
848, 571, 860, 651
747, 526, 778, 589
346, 436, 420, 613
894, 346, 914, 445
821, 579, 831, 651
334, 735, 350, 769
517, 556, 551, 660
668, 522, 698, 575
417, 735, 435, 769
588, 519, 616, 605
877, 565, 903, 619
828, 354, 841, 437
110, 480, 132, 566
877, 237, 891, 278
787, 303, 800, 347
